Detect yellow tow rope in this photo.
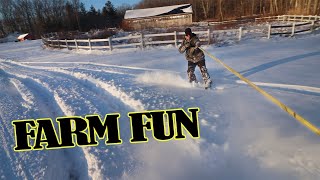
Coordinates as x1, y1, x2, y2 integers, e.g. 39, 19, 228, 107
200, 47, 320, 136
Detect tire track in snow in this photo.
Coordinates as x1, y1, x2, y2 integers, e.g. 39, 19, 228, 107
6, 61, 145, 112
0, 64, 90, 180
3, 60, 231, 180
7, 77, 50, 179
3, 57, 233, 180
2, 65, 98, 180
37, 70, 143, 180
0, 69, 34, 180
20, 61, 177, 73
19, 61, 182, 79
9, 78, 35, 110
39, 69, 146, 180
2, 61, 146, 179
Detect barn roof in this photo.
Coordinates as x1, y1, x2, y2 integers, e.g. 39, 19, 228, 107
17, 33, 29, 40
124, 4, 192, 20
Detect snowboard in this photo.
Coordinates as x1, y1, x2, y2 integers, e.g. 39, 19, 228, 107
190, 81, 215, 90
190, 81, 226, 91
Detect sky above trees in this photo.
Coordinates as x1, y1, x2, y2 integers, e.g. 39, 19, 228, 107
82, 0, 139, 9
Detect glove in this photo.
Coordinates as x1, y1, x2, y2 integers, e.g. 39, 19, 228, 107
179, 44, 187, 53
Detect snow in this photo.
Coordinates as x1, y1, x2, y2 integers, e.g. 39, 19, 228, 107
0, 32, 19, 43
124, 4, 192, 19
0, 33, 320, 180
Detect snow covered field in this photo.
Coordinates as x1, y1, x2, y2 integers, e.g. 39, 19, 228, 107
0, 34, 320, 180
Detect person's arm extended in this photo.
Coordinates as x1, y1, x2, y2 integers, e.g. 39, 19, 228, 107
189, 37, 201, 54
178, 39, 190, 53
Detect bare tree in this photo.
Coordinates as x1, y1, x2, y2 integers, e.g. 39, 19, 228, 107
0, 0, 17, 32
71, 0, 81, 30
314, 0, 319, 14
218, 0, 224, 20
200, 0, 212, 19
14, 0, 35, 32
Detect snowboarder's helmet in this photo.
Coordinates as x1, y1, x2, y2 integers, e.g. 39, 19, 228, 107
185, 28, 192, 36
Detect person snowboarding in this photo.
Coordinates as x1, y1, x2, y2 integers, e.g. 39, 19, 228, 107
179, 28, 212, 89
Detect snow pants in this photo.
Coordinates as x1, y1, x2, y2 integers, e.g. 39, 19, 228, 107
187, 60, 211, 83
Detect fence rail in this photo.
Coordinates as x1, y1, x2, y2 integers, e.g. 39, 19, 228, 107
255, 15, 320, 22
42, 15, 319, 51
42, 28, 244, 51
267, 20, 320, 38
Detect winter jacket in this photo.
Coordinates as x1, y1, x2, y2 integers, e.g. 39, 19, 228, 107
178, 33, 205, 63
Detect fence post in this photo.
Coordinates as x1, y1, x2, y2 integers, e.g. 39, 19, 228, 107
65, 39, 68, 49
311, 21, 315, 32
207, 29, 211, 45
238, 27, 243, 41
291, 23, 296, 36
108, 37, 113, 51
267, 24, 271, 39
174, 31, 178, 48
75, 39, 78, 50
140, 33, 144, 49
88, 39, 92, 50
58, 40, 61, 49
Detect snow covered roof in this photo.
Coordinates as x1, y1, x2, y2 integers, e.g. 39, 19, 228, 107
124, 4, 192, 20
17, 33, 29, 40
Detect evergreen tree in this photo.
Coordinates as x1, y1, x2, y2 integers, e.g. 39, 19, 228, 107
88, 5, 98, 16
79, 2, 87, 16
102, 1, 117, 27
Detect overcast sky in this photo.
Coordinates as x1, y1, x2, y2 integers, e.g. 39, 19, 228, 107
81, 0, 140, 10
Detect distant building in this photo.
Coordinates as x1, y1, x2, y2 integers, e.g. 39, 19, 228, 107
17, 33, 33, 41
123, 4, 193, 30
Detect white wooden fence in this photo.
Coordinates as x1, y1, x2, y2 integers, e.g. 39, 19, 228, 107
254, 15, 320, 38
255, 15, 320, 22
267, 20, 320, 38
41, 15, 320, 50
42, 28, 244, 51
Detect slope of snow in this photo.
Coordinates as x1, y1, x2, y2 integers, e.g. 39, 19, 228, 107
0, 32, 19, 43
0, 34, 319, 180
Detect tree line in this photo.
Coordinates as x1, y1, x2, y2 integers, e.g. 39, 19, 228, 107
0, 0, 319, 38
135, 0, 320, 21
0, 0, 130, 37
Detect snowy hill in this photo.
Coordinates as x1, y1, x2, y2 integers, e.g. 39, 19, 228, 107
0, 32, 19, 43
0, 34, 320, 179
